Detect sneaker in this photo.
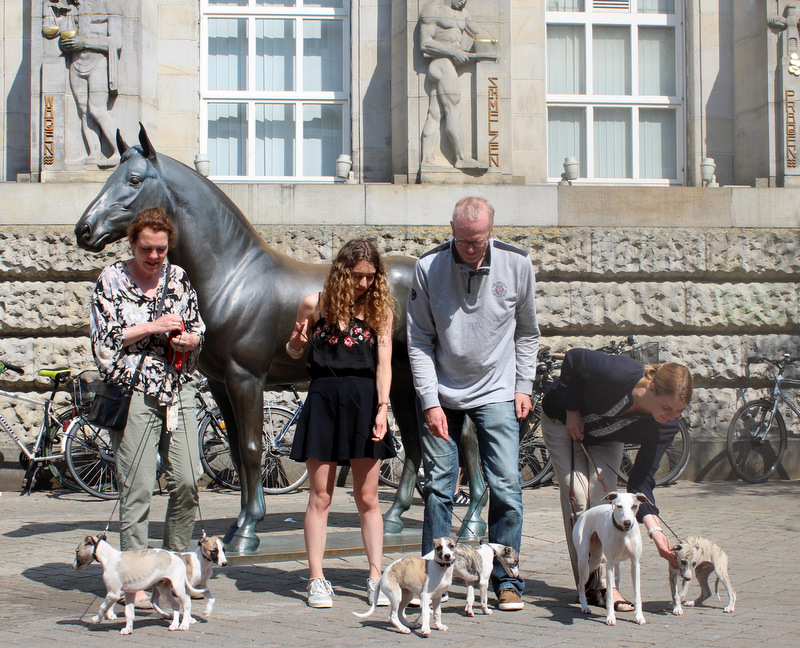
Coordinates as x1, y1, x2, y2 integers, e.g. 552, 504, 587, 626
497, 589, 524, 611
367, 578, 390, 607
307, 577, 334, 608
408, 591, 448, 607
453, 489, 471, 506
133, 593, 153, 610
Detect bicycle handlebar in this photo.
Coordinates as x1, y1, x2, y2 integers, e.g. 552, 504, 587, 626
746, 355, 800, 365
0, 362, 24, 374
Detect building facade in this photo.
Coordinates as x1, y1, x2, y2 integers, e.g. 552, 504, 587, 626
1, 1, 799, 480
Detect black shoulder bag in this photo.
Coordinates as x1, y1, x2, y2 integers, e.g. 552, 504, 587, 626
87, 265, 171, 431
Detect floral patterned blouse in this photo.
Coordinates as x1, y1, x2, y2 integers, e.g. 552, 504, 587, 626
91, 260, 205, 406
306, 316, 377, 380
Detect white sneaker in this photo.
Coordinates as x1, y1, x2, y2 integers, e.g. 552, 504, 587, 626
367, 578, 390, 607
307, 577, 334, 608
408, 591, 448, 607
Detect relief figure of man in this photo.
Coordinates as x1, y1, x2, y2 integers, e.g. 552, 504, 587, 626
419, 0, 496, 169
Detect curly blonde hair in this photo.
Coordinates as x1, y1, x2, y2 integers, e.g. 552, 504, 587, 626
321, 239, 395, 334
643, 363, 694, 405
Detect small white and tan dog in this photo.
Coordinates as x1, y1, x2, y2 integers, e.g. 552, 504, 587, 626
451, 542, 520, 616
669, 535, 736, 615
152, 532, 227, 619
353, 536, 456, 636
72, 533, 195, 634
573, 492, 649, 626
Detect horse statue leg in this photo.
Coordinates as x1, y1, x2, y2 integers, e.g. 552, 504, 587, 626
383, 377, 421, 534
455, 420, 488, 540
221, 371, 268, 553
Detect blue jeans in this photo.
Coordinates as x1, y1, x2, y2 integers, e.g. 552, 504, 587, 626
420, 400, 524, 596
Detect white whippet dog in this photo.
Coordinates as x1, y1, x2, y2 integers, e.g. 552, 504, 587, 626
573, 492, 649, 626
354, 537, 456, 636
669, 535, 736, 615
73, 533, 197, 634
451, 543, 520, 616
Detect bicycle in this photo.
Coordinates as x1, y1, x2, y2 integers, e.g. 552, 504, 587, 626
198, 381, 308, 494
726, 354, 800, 483
598, 336, 692, 487
517, 346, 561, 488
0, 360, 83, 493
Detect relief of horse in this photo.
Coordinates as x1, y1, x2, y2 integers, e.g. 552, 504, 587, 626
74, 125, 486, 553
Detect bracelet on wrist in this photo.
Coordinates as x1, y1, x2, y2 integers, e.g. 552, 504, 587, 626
285, 341, 303, 359
377, 401, 389, 410
647, 526, 663, 539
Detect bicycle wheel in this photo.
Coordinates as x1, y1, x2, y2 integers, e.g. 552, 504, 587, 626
199, 407, 239, 489
378, 406, 407, 488
262, 405, 307, 494
726, 399, 787, 483
518, 409, 553, 487
45, 410, 82, 491
617, 418, 691, 487
65, 417, 119, 499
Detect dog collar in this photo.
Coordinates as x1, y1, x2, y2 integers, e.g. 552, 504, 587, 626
612, 517, 627, 533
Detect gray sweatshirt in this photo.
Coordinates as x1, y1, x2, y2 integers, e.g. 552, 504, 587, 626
407, 239, 540, 411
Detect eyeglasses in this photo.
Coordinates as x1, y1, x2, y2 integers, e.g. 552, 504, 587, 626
453, 237, 490, 249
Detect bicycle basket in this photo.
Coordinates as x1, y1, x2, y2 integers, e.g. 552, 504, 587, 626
73, 370, 103, 411
621, 342, 660, 365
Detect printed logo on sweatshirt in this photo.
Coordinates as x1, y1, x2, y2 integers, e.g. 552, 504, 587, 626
492, 281, 507, 297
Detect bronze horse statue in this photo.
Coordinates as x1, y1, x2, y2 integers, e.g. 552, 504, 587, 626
74, 125, 487, 552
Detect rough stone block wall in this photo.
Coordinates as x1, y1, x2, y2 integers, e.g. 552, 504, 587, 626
1, 225, 799, 480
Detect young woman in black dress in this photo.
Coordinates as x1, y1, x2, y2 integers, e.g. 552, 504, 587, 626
286, 239, 395, 608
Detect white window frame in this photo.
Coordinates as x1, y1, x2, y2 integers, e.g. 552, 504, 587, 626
200, 1, 350, 182
546, 2, 685, 185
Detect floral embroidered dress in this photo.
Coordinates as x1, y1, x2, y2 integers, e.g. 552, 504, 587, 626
91, 260, 205, 407
290, 317, 395, 464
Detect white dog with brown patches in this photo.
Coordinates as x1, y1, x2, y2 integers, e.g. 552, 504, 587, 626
72, 533, 196, 634
451, 543, 520, 616
354, 537, 456, 636
573, 492, 649, 626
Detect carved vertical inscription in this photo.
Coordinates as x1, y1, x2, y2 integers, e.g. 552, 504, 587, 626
787, 90, 796, 169
488, 77, 499, 167
43, 96, 55, 166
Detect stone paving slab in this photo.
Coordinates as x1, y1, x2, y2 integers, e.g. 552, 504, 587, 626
0, 481, 797, 647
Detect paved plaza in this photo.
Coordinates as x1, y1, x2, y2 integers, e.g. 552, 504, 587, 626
0, 479, 797, 647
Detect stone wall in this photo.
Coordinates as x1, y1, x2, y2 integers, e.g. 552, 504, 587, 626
2, 224, 799, 480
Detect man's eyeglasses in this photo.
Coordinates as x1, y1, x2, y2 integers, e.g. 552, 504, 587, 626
453, 237, 490, 249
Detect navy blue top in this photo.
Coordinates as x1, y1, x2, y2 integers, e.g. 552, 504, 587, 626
542, 348, 679, 520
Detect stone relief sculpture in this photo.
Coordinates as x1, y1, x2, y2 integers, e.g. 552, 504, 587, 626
419, 0, 498, 169
42, 0, 123, 168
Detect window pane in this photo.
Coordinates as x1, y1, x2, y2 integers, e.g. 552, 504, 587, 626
208, 103, 247, 176
304, 1, 345, 7
548, 107, 586, 177
256, 1, 295, 6
638, 0, 674, 14
256, 19, 295, 91
547, 0, 585, 9
594, 107, 631, 178
303, 20, 343, 92
303, 104, 343, 176
210, 0, 247, 6
547, 25, 585, 94
640, 109, 676, 179
639, 27, 675, 96
208, 19, 247, 92
256, 104, 295, 176
594, 26, 630, 95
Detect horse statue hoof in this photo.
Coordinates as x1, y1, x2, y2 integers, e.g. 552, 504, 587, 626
383, 511, 406, 534
457, 518, 487, 542
225, 532, 261, 554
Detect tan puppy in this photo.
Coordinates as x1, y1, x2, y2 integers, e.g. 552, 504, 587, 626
354, 537, 456, 636
72, 533, 194, 634
670, 536, 736, 615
